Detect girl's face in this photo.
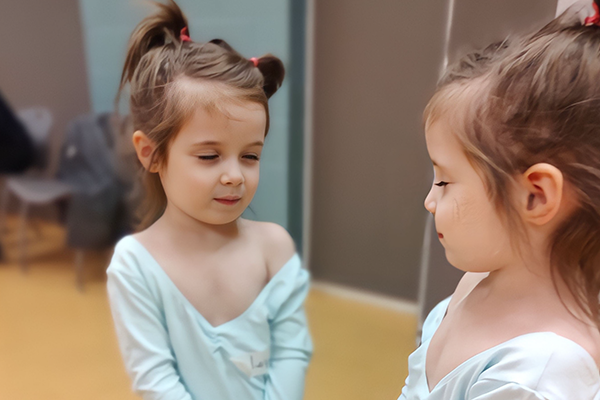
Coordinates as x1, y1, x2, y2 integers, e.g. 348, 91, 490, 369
159, 101, 267, 226
424, 118, 513, 273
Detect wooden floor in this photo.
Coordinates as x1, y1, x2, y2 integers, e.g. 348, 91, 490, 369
0, 218, 416, 400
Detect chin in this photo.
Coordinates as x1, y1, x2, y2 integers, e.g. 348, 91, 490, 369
444, 250, 471, 272
201, 212, 244, 226
445, 251, 493, 273
444, 252, 463, 271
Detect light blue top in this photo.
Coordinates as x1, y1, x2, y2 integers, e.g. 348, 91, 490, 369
399, 297, 600, 400
107, 235, 312, 400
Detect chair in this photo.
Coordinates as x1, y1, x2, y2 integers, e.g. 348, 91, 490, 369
0, 107, 85, 290
1, 112, 135, 291
0, 106, 56, 240
0, 107, 58, 239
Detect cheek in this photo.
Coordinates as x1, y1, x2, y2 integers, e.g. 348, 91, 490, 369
436, 189, 502, 242
454, 194, 484, 227
161, 158, 214, 194
244, 166, 260, 191
434, 194, 469, 230
444, 194, 511, 269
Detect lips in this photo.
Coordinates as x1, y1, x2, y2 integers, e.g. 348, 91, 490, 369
438, 233, 444, 239
214, 196, 241, 206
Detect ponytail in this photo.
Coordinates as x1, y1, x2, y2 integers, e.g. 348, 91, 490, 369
117, 0, 188, 105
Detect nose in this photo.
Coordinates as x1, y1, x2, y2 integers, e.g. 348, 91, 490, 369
424, 187, 436, 214
220, 160, 244, 186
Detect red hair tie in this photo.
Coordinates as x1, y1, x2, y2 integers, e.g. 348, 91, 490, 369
584, 3, 600, 26
249, 57, 259, 67
180, 27, 191, 42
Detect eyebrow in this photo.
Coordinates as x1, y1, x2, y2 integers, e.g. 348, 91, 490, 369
191, 140, 264, 147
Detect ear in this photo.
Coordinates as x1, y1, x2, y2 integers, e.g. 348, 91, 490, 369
132, 130, 159, 172
518, 163, 564, 226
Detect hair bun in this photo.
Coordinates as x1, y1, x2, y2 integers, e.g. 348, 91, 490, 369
254, 55, 285, 99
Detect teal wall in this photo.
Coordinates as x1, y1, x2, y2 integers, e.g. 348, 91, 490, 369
78, 0, 295, 230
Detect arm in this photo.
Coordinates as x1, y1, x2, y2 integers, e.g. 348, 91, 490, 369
107, 253, 193, 400
264, 266, 313, 400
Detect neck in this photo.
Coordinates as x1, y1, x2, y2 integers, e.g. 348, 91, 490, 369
482, 259, 553, 300
154, 201, 241, 249
477, 239, 576, 310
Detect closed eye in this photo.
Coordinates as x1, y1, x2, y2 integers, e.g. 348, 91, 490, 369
435, 181, 449, 187
243, 154, 260, 161
198, 155, 218, 160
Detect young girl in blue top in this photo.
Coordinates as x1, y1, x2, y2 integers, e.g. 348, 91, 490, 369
400, 2, 600, 399
106, 2, 312, 399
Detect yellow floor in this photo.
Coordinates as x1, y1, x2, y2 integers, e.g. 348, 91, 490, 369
0, 217, 416, 400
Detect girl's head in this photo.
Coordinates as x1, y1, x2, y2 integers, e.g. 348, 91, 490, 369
118, 0, 284, 230
424, 7, 600, 326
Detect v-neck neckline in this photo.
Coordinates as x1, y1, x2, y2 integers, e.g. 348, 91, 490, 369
422, 298, 600, 394
127, 235, 299, 330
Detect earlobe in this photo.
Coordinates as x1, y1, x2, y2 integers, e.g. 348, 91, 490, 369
520, 163, 563, 226
132, 130, 158, 172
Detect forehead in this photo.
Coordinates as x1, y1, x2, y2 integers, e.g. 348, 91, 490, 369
424, 81, 489, 166
175, 100, 266, 146
425, 118, 466, 165
173, 76, 266, 128
424, 76, 489, 131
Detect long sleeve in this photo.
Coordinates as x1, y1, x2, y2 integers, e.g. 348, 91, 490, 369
264, 266, 313, 400
397, 374, 411, 399
467, 381, 546, 400
107, 252, 193, 400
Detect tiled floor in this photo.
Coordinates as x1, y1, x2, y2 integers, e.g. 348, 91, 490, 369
0, 218, 416, 400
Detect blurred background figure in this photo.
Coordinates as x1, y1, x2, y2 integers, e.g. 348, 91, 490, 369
0, 91, 35, 174
0, 1, 562, 399
0, 90, 35, 260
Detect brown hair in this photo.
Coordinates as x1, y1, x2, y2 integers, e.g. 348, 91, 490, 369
425, 8, 600, 330
117, 0, 285, 230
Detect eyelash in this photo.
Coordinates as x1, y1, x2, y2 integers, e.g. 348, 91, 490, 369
198, 155, 218, 160
197, 155, 260, 161
435, 181, 449, 187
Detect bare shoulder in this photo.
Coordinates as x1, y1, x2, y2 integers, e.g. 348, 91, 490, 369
131, 230, 151, 248
131, 225, 160, 249
552, 310, 600, 370
448, 271, 489, 310
244, 220, 296, 279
